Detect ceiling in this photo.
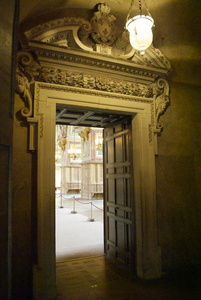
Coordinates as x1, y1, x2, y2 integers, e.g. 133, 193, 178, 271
56, 106, 132, 128
19, 0, 201, 87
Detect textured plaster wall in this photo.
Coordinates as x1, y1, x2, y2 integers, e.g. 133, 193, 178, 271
156, 81, 201, 269
0, 1, 16, 298
12, 93, 35, 299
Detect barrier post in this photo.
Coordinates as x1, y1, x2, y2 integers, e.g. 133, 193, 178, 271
71, 197, 77, 214
88, 202, 95, 222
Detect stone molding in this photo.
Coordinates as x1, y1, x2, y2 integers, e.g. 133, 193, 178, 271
35, 48, 160, 80
16, 50, 170, 143
23, 11, 172, 72
25, 17, 92, 41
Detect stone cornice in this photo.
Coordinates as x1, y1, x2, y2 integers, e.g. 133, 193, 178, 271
22, 14, 172, 78
16, 50, 170, 142
27, 42, 168, 85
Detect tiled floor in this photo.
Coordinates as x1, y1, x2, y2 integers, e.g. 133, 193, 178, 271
56, 256, 201, 300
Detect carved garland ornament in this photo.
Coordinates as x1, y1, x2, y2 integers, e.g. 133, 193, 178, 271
15, 51, 170, 143
38, 67, 153, 98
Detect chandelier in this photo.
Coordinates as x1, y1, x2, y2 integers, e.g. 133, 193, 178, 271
126, 0, 154, 55
68, 127, 81, 160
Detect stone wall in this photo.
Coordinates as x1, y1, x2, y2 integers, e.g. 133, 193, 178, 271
0, 1, 18, 298
10, 82, 201, 296
12, 93, 34, 299
156, 81, 201, 270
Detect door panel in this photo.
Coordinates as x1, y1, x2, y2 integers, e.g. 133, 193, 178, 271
104, 119, 134, 266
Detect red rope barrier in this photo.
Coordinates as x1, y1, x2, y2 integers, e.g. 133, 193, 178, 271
55, 195, 104, 212
74, 198, 92, 205
92, 203, 104, 211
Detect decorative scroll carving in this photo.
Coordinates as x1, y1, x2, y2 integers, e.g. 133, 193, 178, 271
154, 78, 170, 131
90, 3, 117, 45
16, 51, 40, 118
17, 51, 40, 80
78, 21, 92, 41
39, 67, 153, 98
15, 72, 33, 117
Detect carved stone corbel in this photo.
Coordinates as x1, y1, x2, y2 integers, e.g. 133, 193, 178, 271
154, 78, 170, 131
16, 51, 40, 118
152, 78, 170, 155
15, 71, 33, 118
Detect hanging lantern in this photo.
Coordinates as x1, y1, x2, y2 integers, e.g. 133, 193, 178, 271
126, 15, 154, 55
125, 0, 154, 55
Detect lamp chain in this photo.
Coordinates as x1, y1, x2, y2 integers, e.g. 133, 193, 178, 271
139, 0, 142, 14
126, 0, 135, 24
143, 0, 152, 17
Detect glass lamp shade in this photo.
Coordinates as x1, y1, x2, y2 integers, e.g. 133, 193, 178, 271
126, 15, 154, 54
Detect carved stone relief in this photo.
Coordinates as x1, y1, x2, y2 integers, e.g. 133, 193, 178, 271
16, 7, 171, 145
153, 78, 170, 131
15, 51, 40, 117
38, 66, 154, 98
90, 3, 117, 45
15, 48, 170, 147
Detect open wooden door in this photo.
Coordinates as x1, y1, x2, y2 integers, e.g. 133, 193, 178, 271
104, 119, 135, 266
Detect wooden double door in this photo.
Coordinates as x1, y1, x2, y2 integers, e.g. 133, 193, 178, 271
103, 119, 135, 266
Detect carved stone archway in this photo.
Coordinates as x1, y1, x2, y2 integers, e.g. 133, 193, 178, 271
16, 7, 171, 299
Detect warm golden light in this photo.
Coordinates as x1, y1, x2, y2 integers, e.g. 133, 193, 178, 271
126, 15, 154, 54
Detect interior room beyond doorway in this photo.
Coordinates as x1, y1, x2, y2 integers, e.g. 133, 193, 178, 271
55, 124, 104, 261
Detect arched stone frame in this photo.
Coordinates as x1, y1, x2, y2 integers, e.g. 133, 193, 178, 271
27, 80, 166, 299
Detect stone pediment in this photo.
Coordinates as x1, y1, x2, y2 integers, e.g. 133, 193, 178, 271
23, 15, 171, 75
17, 5, 171, 139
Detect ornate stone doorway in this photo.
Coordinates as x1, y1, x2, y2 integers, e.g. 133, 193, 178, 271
26, 84, 165, 299
16, 8, 171, 298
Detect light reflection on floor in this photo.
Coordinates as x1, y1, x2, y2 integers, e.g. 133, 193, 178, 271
56, 193, 104, 261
